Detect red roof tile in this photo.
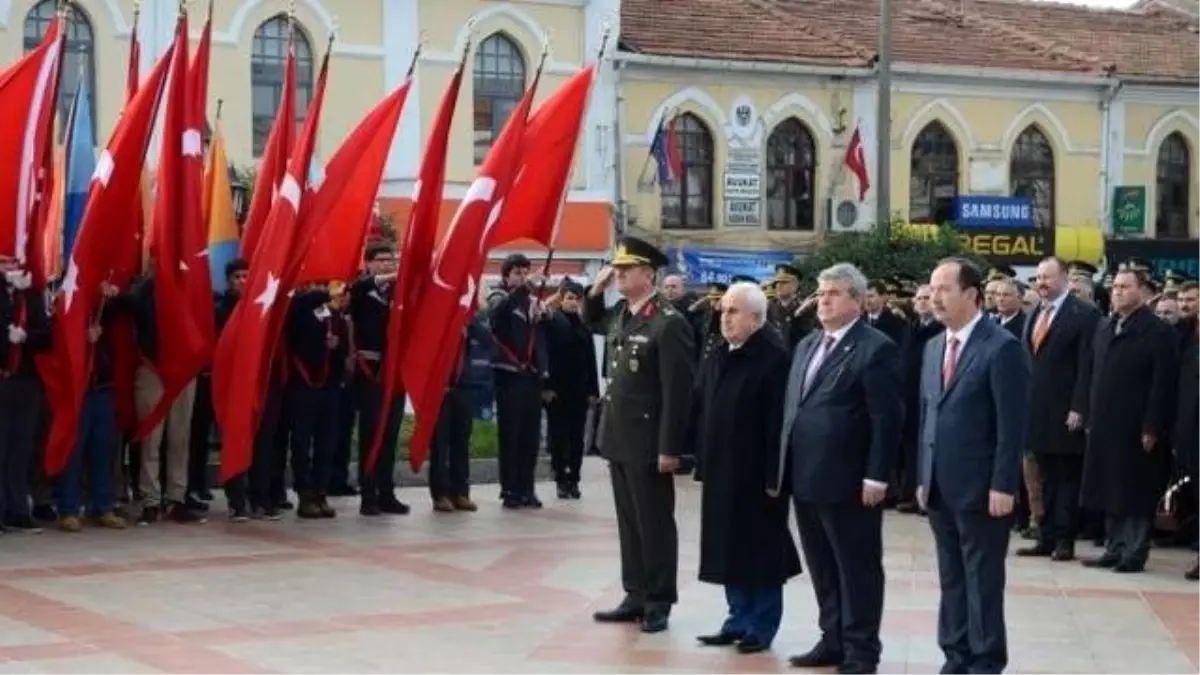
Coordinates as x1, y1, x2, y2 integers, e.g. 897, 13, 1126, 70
619, 0, 1199, 81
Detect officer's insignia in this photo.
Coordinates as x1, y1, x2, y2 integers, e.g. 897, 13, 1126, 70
629, 358, 639, 373
642, 302, 657, 318
615, 244, 629, 259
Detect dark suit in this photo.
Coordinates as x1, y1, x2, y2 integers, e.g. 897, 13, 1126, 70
1021, 294, 1099, 550
779, 320, 904, 669
584, 291, 695, 612
919, 315, 1030, 674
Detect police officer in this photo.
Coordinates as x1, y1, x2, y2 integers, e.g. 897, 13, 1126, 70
584, 236, 695, 634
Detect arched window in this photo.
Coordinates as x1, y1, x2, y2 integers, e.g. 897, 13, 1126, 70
1009, 125, 1055, 229
473, 33, 526, 164
25, 0, 95, 137
251, 16, 314, 157
909, 121, 959, 224
1156, 132, 1191, 239
661, 113, 714, 229
765, 118, 817, 231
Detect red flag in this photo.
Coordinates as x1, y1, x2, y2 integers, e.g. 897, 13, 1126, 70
485, 63, 596, 250
845, 124, 870, 202
213, 48, 331, 483
112, 7, 144, 434
397, 67, 542, 473
137, 13, 209, 441
36, 42, 175, 476
240, 39, 296, 264
368, 63, 466, 470
295, 76, 413, 285
0, 17, 63, 271
185, 2, 215, 352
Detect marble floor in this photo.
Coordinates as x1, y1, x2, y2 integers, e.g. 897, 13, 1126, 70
0, 458, 1195, 674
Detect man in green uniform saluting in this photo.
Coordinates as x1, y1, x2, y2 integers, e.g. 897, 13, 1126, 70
583, 236, 696, 634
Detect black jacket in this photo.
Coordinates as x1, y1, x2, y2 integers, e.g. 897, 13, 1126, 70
487, 284, 548, 377
285, 290, 350, 387
349, 275, 391, 355
544, 309, 599, 401
0, 280, 51, 378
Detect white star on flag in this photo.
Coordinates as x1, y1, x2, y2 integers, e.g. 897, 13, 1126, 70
61, 259, 79, 312
93, 150, 115, 187
182, 129, 203, 157
255, 272, 280, 317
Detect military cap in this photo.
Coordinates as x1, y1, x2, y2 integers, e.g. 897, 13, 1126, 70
705, 282, 729, 300
987, 264, 1017, 281
1119, 257, 1153, 273
1067, 260, 1099, 279
730, 274, 758, 285
611, 236, 669, 269
775, 264, 802, 283
1164, 269, 1189, 291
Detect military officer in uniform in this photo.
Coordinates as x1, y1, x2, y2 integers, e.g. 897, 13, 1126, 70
768, 264, 817, 352
688, 282, 727, 363
584, 236, 696, 634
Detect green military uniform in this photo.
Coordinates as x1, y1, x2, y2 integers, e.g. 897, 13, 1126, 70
583, 236, 695, 628
767, 264, 815, 351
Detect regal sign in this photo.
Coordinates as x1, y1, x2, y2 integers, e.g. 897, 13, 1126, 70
957, 228, 1052, 265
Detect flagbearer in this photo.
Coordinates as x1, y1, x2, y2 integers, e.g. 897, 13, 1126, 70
488, 253, 551, 509
0, 257, 51, 532
585, 236, 696, 634
57, 282, 127, 532
349, 244, 409, 517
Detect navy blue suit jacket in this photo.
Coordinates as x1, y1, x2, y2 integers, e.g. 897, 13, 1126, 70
777, 319, 905, 503
918, 315, 1031, 512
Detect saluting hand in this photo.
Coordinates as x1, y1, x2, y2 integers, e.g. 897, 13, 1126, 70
591, 266, 615, 295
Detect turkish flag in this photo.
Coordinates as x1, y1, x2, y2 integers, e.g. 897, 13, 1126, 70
0, 17, 63, 271
214, 50, 331, 482
36, 41, 176, 476
185, 5, 215, 351
485, 63, 596, 250
295, 76, 413, 286
844, 124, 870, 202
240, 41, 297, 265
137, 13, 211, 441
399, 70, 541, 472
367, 64, 466, 471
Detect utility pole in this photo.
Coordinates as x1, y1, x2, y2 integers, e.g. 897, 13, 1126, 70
875, 0, 893, 237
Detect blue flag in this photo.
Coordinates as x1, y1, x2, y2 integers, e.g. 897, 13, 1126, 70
62, 77, 95, 270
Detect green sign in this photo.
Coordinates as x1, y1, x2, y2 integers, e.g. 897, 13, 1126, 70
1112, 186, 1146, 235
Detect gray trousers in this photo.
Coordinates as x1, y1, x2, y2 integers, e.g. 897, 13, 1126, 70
0, 377, 42, 519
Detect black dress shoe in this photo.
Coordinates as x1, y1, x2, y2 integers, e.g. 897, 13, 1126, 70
789, 644, 843, 668
838, 663, 877, 674
1016, 544, 1053, 557
522, 493, 543, 509
1114, 559, 1145, 573
198, 489, 215, 501
1186, 562, 1198, 581
640, 608, 669, 634
895, 501, 920, 514
737, 639, 770, 654
379, 499, 411, 515
593, 605, 644, 623
569, 484, 582, 499
1051, 543, 1076, 561
696, 632, 740, 646
1082, 554, 1119, 568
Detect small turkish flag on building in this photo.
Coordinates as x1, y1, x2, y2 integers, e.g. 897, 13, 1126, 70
844, 124, 870, 203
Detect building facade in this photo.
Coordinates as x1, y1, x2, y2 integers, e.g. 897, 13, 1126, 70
0, 0, 1196, 273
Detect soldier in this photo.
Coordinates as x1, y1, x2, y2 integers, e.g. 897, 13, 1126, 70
584, 236, 695, 634
768, 264, 816, 352
687, 282, 726, 363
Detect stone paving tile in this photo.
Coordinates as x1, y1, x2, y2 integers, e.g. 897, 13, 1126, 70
0, 457, 1194, 673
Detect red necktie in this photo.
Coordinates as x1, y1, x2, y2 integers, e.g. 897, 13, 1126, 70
943, 337, 960, 389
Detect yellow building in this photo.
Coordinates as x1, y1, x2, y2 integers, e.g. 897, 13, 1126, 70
1, 0, 1196, 275
617, 0, 1200, 274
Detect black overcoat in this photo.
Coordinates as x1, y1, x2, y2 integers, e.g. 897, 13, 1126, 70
691, 328, 802, 587
1081, 307, 1179, 516
1174, 334, 1198, 482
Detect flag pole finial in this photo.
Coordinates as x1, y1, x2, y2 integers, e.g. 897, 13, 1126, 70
327, 15, 338, 49
405, 35, 423, 79
457, 31, 473, 69
286, 0, 297, 37
597, 21, 612, 61
538, 29, 551, 70
215, 98, 224, 122
132, 0, 141, 20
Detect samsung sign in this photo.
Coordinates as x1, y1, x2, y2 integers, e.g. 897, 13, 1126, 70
954, 196, 1035, 229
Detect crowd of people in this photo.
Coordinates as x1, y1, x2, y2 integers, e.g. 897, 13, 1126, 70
1, 233, 1196, 673
580, 236, 1196, 674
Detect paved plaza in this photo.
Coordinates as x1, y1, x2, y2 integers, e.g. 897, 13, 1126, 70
0, 458, 1195, 674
